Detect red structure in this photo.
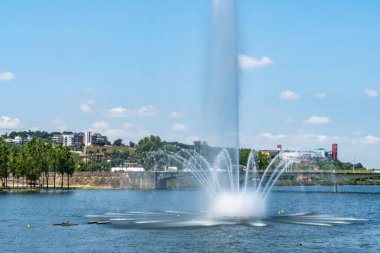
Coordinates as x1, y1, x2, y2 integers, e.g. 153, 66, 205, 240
332, 144, 338, 160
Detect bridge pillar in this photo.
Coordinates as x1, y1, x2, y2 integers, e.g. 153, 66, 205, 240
333, 182, 338, 193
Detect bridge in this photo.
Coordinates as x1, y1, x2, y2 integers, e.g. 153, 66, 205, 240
154, 171, 380, 191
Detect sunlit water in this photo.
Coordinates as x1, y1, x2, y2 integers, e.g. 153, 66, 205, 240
1, 186, 379, 252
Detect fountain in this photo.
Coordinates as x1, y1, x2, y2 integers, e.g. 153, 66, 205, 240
84, 0, 366, 228
169, 148, 293, 219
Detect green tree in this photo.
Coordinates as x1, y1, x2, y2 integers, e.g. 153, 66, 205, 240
113, 139, 124, 147
0, 141, 9, 188
48, 145, 60, 188
239, 148, 251, 166
16, 145, 29, 187
136, 136, 164, 170
56, 146, 76, 188
24, 140, 43, 186
40, 142, 52, 188
257, 151, 270, 170
7, 145, 19, 188
136, 136, 163, 153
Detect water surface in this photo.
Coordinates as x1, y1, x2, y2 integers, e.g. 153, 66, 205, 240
0, 186, 379, 252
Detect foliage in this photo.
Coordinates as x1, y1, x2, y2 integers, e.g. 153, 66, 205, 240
7, 130, 52, 140
239, 148, 251, 166
257, 151, 270, 169
0, 139, 79, 189
113, 138, 124, 146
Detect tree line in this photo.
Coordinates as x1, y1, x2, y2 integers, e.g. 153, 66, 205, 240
0, 139, 76, 189
1, 134, 364, 187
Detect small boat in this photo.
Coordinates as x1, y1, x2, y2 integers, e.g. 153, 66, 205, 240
96, 221, 111, 224
87, 221, 111, 225
53, 221, 78, 226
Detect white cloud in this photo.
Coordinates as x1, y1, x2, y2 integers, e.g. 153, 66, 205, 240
170, 111, 181, 118
85, 87, 95, 93
122, 123, 134, 129
107, 105, 158, 117
360, 135, 380, 145
172, 123, 186, 131
0, 116, 21, 129
107, 107, 127, 117
259, 133, 287, 141
285, 117, 295, 123
57, 126, 67, 132
103, 128, 150, 142
238, 55, 273, 71
251, 132, 341, 150
80, 104, 91, 113
0, 72, 15, 82
304, 116, 331, 125
279, 90, 299, 100
138, 105, 158, 117
317, 135, 328, 143
313, 92, 327, 99
51, 118, 64, 126
51, 118, 66, 131
91, 121, 109, 130
79, 99, 94, 113
364, 89, 378, 97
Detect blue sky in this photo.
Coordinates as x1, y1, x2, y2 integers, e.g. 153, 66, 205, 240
1, 0, 380, 168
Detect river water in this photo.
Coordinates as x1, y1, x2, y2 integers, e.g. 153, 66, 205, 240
1, 186, 379, 252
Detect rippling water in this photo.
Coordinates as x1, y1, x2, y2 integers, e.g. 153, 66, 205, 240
1, 186, 379, 252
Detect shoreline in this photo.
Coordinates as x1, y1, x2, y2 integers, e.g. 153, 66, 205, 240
1, 181, 380, 192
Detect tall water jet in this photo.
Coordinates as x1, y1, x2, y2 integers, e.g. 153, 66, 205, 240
203, 0, 239, 192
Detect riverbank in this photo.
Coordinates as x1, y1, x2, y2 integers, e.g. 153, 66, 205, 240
3, 171, 157, 190
2, 180, 379, 193
2, 171, 379, 190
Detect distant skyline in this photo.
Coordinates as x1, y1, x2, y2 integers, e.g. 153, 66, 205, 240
1, 0, 380, 168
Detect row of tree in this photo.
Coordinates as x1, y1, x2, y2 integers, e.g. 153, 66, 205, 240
0, 139, 76, 189
1, 134, 363, 186
132, 136, 272, 171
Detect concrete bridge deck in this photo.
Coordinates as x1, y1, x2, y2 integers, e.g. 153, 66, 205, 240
154, 170, 380, 190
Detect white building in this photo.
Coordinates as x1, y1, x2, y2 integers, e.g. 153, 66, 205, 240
280, 150, 326, 160
84, 132, 94, 146
111, 167, 145, 172
52, 133, 62, 144
62, 134, 74, 147
13, 136, 23, 145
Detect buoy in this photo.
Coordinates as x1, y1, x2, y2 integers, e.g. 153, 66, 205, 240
27, 224, 31, 228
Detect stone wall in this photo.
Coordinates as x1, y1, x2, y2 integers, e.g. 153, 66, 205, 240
7, 172, 157, 189
67, 172, 156, 189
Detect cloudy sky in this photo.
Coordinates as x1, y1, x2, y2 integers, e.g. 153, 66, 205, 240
1, 0, 380, 168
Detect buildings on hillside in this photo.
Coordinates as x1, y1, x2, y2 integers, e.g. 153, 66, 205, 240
52, 131, 108, 148
1, 131, 108, 150
261, 143, 338, 161
1, 135, 32, 145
